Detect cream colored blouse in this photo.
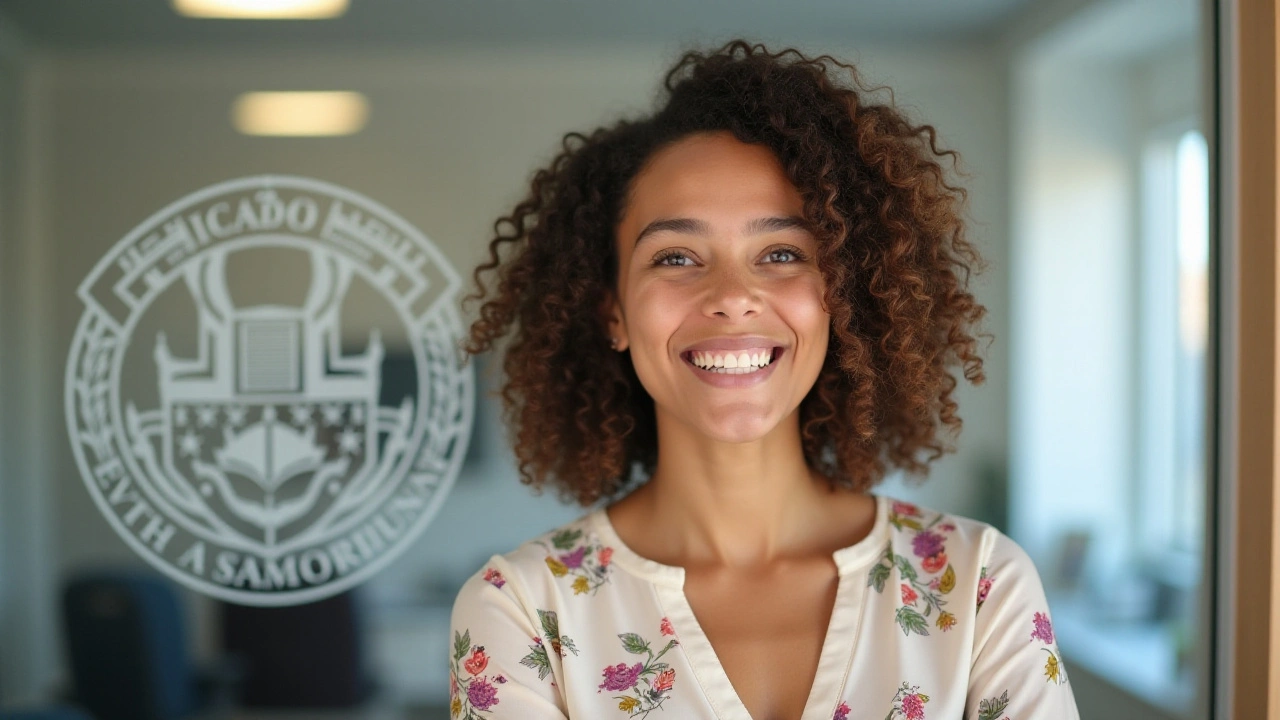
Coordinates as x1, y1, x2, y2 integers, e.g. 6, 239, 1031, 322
448, 494, 1081, 720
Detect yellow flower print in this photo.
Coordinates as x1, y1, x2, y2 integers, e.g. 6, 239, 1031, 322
572, 576, 590, 595
935, 611, 956, 631
1044, 651, 1061, 683
546, 557, 569, 577
618, 696, 640, 712
938, 564, 956, 594
450, 696, 462, 718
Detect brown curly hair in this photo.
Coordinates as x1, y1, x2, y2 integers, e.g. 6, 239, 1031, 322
463, 39, 992, 507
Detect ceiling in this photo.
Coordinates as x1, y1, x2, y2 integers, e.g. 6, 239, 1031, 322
0, 0, 1042, 49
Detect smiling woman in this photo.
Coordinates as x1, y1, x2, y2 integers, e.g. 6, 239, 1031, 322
452, 39, 1081, 720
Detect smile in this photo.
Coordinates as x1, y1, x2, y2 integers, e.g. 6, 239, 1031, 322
681, 346, 785, 387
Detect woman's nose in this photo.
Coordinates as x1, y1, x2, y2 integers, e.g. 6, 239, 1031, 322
701, 264, 762, 319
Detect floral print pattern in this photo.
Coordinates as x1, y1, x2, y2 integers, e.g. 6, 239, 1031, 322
451, 630, 503, 718
448, 497, 1081, 719
597, 620, 679, 717
869, 502, 958, 636
519, 609, 579, 681
886, 682, 930, 720
1030, 611, 1067, 685
540, 527, 614, 596
976, 565, 993, 612
977, 690, 1011, 720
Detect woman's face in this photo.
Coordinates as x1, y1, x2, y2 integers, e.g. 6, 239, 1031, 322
607, 131, 830, 444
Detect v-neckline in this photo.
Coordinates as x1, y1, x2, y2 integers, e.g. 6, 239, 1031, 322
588, 494, 890, 720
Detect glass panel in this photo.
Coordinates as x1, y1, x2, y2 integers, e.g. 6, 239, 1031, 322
0, 2, 1213, 719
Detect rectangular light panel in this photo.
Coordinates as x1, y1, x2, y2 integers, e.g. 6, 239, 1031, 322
231, 91, 369, 137
172, 0, 348, 19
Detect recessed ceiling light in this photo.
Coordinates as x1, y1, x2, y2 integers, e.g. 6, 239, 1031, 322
172, 0, 348, 20
231, 92, 369, 137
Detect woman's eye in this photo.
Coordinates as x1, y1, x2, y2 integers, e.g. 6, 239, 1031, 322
653, 250, 694, 267
652, 246, 807, 267
764, 247, 807, 263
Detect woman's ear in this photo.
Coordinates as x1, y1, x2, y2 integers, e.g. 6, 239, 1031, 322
600, 291, 629, 352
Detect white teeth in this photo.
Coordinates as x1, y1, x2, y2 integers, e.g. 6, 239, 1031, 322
689, 348, 776, 373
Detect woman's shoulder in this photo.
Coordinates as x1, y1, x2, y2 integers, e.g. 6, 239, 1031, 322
453, 508, 608, 604
876, 495, 1027, 572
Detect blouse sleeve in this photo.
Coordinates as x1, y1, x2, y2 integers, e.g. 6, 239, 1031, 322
966, 531, 1081, 720
448, 556, 569, 719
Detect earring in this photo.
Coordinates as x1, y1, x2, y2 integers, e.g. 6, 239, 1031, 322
609, 337, 619, 349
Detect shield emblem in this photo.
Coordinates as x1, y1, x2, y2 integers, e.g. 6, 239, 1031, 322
148, 249, 395, 550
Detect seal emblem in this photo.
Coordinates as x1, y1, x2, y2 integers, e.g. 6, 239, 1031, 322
65, 176, 473, 605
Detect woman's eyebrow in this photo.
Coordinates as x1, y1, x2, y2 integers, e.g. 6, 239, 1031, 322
634, 215, 807, 247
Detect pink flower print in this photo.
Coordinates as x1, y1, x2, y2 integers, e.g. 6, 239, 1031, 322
833, 701, 851, 720
928, 576, 941, 590
901, 692, 926, 720
1031, 611, 1055, 644
976, 567, 994, 611
938, 522, 957, 532
660, 617, 675, 636
598, 662, 644, 692
483, 568, 506, 588
900, 583, 918, 606
494, 675, 507, 684
921, 552, 948, 574
598, 547, 613, 567
893, 501, 921, 517
464, 647, 489, 676
466, 676, 500, 711
558, 546, 586, 570
652, 668, 676, 693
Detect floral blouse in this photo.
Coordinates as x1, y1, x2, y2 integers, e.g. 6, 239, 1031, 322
448, 494, 1081, 720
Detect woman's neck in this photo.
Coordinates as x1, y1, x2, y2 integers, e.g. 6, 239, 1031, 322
614, 407, 858, 570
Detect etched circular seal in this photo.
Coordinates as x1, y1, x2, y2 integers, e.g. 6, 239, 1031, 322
65, 176, 473, 606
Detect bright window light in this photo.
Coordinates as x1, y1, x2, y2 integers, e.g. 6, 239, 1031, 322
231, 92, 369, 137
172, 0, 348, 19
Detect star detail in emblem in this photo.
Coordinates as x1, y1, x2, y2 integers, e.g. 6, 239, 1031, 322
289, 404, 313, 426
174, 407, 189, 427
178, 430, 201, 457
196, 405, 218, 427
337, 427, 362, 455
321, 403, 345, 426
225, 405, 248, 427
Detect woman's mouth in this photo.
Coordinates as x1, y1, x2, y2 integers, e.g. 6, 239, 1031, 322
683, 347, 782, 375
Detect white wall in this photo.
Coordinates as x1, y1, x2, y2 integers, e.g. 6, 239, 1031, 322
2, 38, 1009, 702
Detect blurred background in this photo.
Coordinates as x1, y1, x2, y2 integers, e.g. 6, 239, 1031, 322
0, 0, 1214, 719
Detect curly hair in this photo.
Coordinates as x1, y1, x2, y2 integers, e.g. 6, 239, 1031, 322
463, 39, 992, 507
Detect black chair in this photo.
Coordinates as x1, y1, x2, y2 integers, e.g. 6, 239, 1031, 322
61, 570, 238, 720
219, 590, 376, 708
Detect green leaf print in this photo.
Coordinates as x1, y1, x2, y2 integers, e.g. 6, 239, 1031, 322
895, 606, 930, 637
551, 528, 583, 550
538, 609, 561, 639
869, 562, 891, 593
520, 643, 553, 681
619, 632, 651, 655
453, 629, 471, 661
978, 690, 1010, 720
895, 555, 918, 582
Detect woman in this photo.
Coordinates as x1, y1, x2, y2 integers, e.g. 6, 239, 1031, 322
450, 40, 1080, 720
